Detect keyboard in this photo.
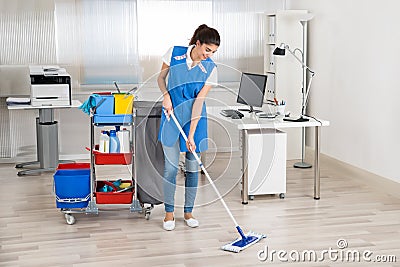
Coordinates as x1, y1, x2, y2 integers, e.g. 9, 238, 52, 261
258, 113, 277, 119
220, 109, 244, 118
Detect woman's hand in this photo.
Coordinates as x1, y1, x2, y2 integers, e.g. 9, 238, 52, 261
186, 135, 196, 153
162, 94, 173, 117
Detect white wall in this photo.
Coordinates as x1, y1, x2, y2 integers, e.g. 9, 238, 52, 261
287, 0, 400, 182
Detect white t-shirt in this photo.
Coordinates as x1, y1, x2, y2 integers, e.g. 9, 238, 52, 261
162, 45, 218, 85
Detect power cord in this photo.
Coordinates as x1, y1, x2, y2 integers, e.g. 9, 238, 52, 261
303, 114, 323, 126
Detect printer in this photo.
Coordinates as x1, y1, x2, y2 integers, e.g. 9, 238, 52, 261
29, 65, 71, 107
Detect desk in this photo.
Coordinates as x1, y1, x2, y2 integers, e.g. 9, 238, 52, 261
7, 100, 82, 176
209, 106, 329, 203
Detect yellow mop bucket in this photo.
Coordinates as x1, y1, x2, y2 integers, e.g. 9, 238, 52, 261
113, 93, 134, 114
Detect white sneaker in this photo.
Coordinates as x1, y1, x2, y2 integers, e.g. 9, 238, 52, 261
184, 218, 199, 228
163, 219, 175, 231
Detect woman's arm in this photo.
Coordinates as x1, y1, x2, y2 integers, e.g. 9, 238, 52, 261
157, 62, 173, 116
187, 84, 212, 152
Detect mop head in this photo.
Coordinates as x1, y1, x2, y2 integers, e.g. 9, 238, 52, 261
221, 231, 266, 253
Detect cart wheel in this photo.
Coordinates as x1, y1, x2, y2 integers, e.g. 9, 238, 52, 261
279, 193, 285, 199
65, 214, 76, 225
145, 210, 151, 220
249, 195, 255, 201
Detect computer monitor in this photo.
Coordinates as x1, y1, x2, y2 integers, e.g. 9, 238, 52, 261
236, 72, 267, 113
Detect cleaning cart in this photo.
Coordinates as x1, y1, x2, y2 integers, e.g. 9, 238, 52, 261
53, 93, 164, 224
84, 92, 140, 220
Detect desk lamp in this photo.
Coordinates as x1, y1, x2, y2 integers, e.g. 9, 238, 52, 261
273, 43, 315, 168
273, 43, 315, 122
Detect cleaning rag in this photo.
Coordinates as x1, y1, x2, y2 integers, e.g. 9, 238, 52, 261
79, 94, 99, 115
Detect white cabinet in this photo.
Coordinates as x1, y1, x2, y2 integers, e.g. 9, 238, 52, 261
264, 10, 310, 160
247, 129, 286, 198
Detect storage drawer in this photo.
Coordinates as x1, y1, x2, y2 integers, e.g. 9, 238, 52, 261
31, 84, 70, 98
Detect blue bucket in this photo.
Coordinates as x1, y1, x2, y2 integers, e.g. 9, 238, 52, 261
53, 169, 91, 209
94, 95, 114, 115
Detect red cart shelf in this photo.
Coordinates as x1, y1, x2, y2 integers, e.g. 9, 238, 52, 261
93, 145, 132, 165
95, 180, 133, 204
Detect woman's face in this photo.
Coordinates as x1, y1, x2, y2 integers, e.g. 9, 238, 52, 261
195, 40, 218, 60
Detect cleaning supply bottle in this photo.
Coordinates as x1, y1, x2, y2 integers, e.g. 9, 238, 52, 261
109, 130, 120, 153
117, 128, 130, 153
99, 131, 109, 153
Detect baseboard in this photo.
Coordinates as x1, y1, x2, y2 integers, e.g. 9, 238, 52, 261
0, 156, 35, 164
305, 147, 400, 198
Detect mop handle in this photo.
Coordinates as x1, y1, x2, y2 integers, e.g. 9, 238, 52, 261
167, 111, 239, 228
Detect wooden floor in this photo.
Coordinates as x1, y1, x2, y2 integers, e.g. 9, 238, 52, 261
1, 152, 399, 267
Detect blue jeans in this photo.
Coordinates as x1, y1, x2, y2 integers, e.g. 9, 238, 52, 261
163, 140, 199, 213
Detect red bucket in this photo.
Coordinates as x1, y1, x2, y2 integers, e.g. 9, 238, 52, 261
57, 163, 90, 170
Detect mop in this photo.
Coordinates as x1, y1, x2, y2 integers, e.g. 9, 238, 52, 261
166, 110, 266, 253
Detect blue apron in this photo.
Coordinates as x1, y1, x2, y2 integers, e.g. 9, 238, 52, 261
158, 46, 216, 152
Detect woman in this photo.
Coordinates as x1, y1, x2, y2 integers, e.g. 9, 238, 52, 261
157, 24, 220, 231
